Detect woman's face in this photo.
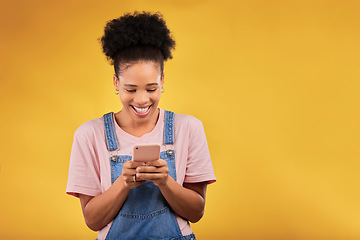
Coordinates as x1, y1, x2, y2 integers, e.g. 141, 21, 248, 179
114, 61, 164, 124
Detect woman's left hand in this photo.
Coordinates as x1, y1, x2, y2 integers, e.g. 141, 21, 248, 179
135, 159, 169, 187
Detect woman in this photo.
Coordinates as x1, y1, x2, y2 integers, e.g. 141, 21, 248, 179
66, 11, 216, 240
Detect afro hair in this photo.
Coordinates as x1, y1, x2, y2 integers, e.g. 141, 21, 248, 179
100, 11, 176, 75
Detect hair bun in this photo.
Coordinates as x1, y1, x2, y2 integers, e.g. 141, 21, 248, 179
100, 11, 176, 62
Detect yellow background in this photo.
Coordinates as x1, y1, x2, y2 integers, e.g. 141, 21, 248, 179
1, 0, 359, 239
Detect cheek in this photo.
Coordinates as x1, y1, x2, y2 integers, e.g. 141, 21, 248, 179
152, 92, 161, 102
119, 93, 131, 104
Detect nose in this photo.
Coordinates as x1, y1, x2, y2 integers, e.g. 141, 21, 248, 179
134, 91, 150, 105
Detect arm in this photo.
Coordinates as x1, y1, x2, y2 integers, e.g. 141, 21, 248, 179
136, 160, 207, 223
160, 178, 207, 223
79, 160, 145, 231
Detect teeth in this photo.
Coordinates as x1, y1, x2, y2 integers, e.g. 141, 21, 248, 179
133, 106, 150, 113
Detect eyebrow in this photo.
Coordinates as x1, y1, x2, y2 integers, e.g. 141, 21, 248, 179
124, 83, 159, 87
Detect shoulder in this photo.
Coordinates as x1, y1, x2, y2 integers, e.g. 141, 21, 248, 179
74, 117, 104, 140
175, 112, 203, 125
173, 112, 204, 130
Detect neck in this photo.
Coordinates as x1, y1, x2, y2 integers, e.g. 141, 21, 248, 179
115, 108, 160, 137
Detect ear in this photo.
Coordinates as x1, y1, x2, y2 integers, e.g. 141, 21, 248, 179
160, 73, 165, 88
113, 74, 119, 90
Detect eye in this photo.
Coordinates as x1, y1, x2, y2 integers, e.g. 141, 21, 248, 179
147, 89, 158, 92
126, 89, 136, 93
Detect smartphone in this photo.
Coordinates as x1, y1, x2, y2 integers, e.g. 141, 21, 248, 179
132, 143, 160, 162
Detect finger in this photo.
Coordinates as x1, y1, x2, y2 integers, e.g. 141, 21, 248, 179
144, 159, 167, 167
124, 174, 134, 183
124, 160, 146, 169
136, 166, 163, 173
136, 172, 167, 181
137, 165, 169, 175
122, 168, 138, 177
131, 160, 147, 168
124, 173, 145, 184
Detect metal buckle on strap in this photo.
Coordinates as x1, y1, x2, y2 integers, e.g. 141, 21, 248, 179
110, 149, 120, 161
166, 149, 174, 156
163, 144, 174, 156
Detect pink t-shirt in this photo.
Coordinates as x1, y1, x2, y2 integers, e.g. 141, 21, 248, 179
66, 109, 216, 240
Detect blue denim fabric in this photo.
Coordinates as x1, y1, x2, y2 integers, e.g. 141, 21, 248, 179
102, 111, 196, 240
103, 112, 119, 151
164, 111, 175, 145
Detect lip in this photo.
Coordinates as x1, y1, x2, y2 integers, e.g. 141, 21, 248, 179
131, 105, 152, 117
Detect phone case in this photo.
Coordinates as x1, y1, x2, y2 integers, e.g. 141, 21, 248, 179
132, 143, 161, 162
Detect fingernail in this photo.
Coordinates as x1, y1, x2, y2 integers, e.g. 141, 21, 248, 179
137, 167, 141, 171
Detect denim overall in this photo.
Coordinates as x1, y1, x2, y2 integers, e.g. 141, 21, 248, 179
102, 111, 196, 240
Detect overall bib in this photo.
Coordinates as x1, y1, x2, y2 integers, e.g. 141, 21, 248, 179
102, 111, 196, 240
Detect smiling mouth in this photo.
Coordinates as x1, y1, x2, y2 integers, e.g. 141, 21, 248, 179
132, 105, 150, 113
131, 105, 152, 116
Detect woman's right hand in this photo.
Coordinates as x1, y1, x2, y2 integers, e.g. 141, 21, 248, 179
121, 160, 146, 189
79, 160, 145, 231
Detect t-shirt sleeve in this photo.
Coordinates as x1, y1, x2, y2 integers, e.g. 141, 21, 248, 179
66, 127, 102, 198
184, 118, 216, 184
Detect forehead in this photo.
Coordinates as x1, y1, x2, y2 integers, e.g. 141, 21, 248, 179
120, 61, 161, 79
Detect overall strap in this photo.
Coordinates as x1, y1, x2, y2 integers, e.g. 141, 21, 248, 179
103, 112, 119, 151
164, 111, 175, 145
